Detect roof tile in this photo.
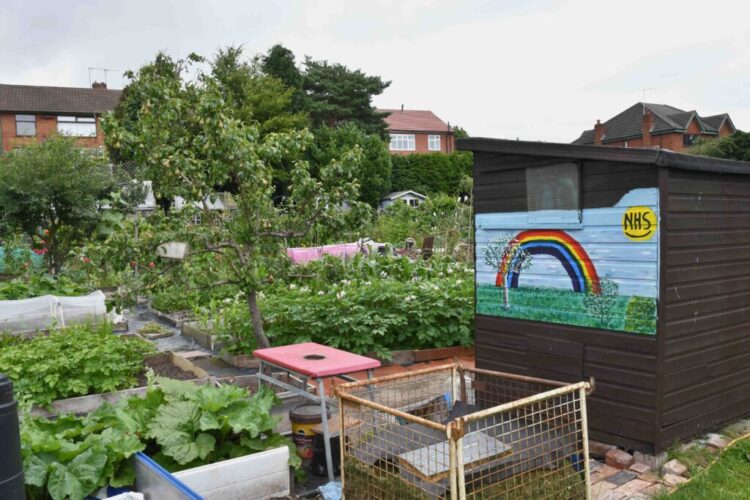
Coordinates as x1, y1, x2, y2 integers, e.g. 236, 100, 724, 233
378, 109, 451, 133
0, 83, 122, 114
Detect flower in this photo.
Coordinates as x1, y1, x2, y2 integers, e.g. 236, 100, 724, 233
340, 279, 351, 285
82, 257, 91, 264
149, 262, 155, 269
363, 281, 371, 286
318, 291, 325, 296
447, 268, 453, 274
411, 276, 420, 282
289, 283, 297, 290
404, 295, 416, 302
379, 271, 388, 278
456, 279, 463, 285
336, 291, 346, 299
258, 291, 266, 299
438, 272, 444, 277
300, 286, 310, 294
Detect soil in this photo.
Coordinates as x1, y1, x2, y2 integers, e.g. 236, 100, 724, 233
137, 354, 197, 386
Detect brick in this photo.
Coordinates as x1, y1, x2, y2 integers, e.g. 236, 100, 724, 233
614, 478, 651, 496
591, 464, 620, 483
662, 473, 689, 487
706, 433, 729, 450
591, 480, 616, 497
594, 490, 627, 500
641, 483, 668, 496
638, 471, 659, 483
605, 448, 635, 470
607, 470, 637, 486
629, 462, 650, 475
662, 459, 687, 477
590, 439, 617, 458
626, 494, 649, 500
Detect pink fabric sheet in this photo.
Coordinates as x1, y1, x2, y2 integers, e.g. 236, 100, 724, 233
286, 243, 363, 264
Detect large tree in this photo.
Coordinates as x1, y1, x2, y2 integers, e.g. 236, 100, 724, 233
102, 53, 366, 349
0, 136, 114, 273
308, 123, 392, 207
302, 57, 391, 137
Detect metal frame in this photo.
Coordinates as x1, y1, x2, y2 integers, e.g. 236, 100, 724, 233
335, 362, 592, 499
257, 359, 374, 483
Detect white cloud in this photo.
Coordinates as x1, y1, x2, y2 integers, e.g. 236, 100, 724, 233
1, 0, 748, 141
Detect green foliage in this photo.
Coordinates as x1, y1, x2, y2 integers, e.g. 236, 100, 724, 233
0, 273, 91, 300
308, 124, 391, 207
204, 256, 474, 357
390, 152, 473, 195
369, 193, 472, 248
261, 44, 305, 112
302, 57, 391, 137
623, 295, 657, 333
20, 377, 297, 499
0, 235, 44, 275
21, 412, 144, 500
688, 130, 750, 161
0, 136, 115, 273
0, 323, 155, 407
103, 50, 369, 349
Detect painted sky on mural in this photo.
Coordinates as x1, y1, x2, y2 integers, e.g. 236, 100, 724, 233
1, 0, 748, 142
475, 188, 659, 298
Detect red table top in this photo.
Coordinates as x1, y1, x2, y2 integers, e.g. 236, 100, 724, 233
253, 342, 381, 378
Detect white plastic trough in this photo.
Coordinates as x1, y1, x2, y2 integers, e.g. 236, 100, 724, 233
134, 446, 290, 500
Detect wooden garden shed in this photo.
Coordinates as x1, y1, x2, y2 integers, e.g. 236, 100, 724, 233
458, 137, 750, 453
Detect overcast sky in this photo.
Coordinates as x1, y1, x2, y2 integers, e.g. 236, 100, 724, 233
2, 0, 748, 142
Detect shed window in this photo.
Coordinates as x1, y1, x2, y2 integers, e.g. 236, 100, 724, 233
57, 116, 96, 137
526, 163, 581, 225
390, 134, 415, 151
15, 114, 36, 136
428, 134, 441, 151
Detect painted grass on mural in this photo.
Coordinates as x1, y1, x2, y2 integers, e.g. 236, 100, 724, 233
476, 284, 656, 335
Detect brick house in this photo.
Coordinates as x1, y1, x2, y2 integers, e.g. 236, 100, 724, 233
573, 102, 736, 152
379, 108, 455, 154
0, 82, 122, 152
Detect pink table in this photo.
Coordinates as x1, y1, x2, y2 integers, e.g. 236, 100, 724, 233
253, 342, 381, 481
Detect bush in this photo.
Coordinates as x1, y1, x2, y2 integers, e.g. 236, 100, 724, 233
390, 152, 472, 195
0, 323, 155, 407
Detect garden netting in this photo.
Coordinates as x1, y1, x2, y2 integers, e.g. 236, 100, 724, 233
0, 290, 116, 332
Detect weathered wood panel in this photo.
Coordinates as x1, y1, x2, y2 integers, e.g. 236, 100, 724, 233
660, 169, 750, 449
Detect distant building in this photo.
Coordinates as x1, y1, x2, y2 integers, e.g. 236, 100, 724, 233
379, 108, 455, 154
0, 82, 122, 152
380, 190, 426, 210
573, 103, 736, 152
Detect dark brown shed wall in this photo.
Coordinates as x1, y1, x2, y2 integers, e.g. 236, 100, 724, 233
660, 169, 750, 448
473, 152, 660, 451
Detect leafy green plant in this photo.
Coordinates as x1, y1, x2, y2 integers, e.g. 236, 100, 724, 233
20, 376, 298, 499
0, 273, 91, 300
0, 323, 155, 407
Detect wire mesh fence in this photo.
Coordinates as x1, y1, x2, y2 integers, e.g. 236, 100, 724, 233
335, 363, 591, 499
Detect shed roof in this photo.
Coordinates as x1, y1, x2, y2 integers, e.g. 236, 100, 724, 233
382, 190, 427, 201
378, 109, 451, 133
458, 137, 750, 176
0, 83, 122, 114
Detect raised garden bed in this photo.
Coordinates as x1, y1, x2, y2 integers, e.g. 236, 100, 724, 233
148, 302, 193, 327
368, 345, 475, 366
30, 352, 209, 417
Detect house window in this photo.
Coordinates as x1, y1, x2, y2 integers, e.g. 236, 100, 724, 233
15, 114, 36, 136
390, 134, 415, 151
428, 134, 441, 151
683, 134, 697, 147
526, 162, 581, 225
57, 116, 96, 137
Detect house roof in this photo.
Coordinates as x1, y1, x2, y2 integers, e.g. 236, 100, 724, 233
378, 109, 452, 133
458, 137, 750, 176
0, 83, 122, 115
382, 190, 427, 201
572, 103, 734, 145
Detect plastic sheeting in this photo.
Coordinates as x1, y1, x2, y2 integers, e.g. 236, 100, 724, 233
0, 291, 114, 333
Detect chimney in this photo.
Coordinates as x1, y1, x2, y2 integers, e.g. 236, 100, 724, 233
594, 120, 604, 145
92, 81, 107, 89
642, 109, 654, 147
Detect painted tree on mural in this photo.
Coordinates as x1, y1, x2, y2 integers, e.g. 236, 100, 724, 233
483, 233, 533, 309
582, 278, 619, 327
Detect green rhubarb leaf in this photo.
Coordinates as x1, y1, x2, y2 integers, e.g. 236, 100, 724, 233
154, 376, 200, 401
195, 383, 248, 412
47, 462, 85, 500
68, 445, 108, 491
147, 400, 200, 443
109, 462, 136, 487
24, 454, 49, 488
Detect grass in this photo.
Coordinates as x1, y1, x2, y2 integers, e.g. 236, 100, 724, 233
476, 284, 656, 335
660, 437, 750, 499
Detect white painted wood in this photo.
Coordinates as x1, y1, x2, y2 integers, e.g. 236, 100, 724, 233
173, 446, 290, 500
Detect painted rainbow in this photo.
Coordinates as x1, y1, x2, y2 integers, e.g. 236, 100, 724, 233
497, 229, 601, 294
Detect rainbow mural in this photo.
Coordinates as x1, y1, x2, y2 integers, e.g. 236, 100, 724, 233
496, 229, 601, 294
